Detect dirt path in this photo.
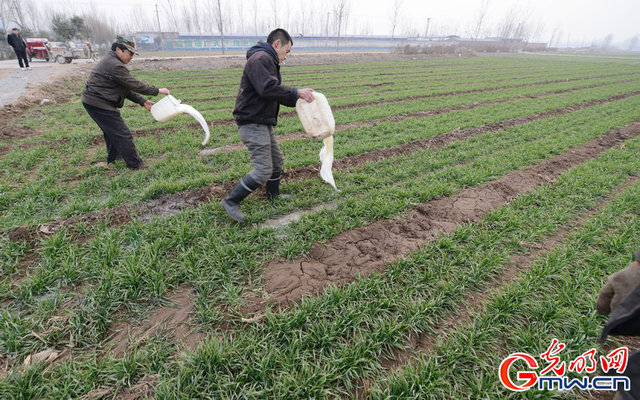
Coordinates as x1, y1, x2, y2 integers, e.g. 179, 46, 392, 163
0, 60, 93, 108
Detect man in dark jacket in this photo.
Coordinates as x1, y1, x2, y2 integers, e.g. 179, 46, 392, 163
81, 35, 170, 169
7, 28, 30, 70
221, 28, 314, 223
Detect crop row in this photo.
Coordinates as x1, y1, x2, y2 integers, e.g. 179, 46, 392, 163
2, 93, 639, 360
2, 113, 639, 399
4, 78, 639, 231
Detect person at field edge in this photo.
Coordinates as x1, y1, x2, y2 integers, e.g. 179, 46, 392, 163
7, 28, 30, 70
81, 35, 170, 169
596, 250, 640, 315
221, 28, 315, 223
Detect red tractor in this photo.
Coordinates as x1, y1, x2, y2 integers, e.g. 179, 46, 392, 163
25, 37, 51, 62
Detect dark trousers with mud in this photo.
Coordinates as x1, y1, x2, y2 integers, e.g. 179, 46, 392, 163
82, 102, 143, 169
239, 123, 284, 186
14, 49, 29, 68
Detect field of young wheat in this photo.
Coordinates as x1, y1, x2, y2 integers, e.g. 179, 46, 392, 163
2, 53, 640, 399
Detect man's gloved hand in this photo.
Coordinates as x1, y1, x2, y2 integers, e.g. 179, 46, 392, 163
597, 257, 640, 315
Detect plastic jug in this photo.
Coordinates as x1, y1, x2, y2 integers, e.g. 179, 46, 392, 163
295, 92, 335, 141
151, 95, 211, 145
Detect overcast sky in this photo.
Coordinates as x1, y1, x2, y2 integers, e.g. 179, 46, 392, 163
33, 0, 640, 46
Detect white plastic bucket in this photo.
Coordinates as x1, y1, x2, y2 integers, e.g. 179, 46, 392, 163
151, 95, 211, 146
151, 95, 183, 123
296, 92, 335, 141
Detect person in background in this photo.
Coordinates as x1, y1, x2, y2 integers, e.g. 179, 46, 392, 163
221, 28, 315, 223
7, 28, 30, 71
81, 35, 170, 169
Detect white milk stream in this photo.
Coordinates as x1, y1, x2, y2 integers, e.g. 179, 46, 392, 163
296, 92, 339, 191
151, 95, 210, 145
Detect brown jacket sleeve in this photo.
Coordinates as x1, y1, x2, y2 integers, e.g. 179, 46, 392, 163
597, 281, 615, 315
111, 63, 159, 106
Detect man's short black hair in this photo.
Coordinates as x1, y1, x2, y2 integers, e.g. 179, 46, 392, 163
12, 28, 18, 31
111, 42, 129, 52
267, 29, 293, 46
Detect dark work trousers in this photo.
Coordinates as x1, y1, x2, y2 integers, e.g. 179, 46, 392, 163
82, 102, 143, 168
238, 123, 284, 185
14, 49, 29, 68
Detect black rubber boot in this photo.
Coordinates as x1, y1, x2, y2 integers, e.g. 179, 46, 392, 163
266, 175, 291, 200
221, 177, 260, 222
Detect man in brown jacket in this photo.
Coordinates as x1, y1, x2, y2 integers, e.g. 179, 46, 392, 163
81, 35, 170, 169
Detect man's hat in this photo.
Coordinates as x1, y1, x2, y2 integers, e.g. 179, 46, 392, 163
115, 35, 138, 55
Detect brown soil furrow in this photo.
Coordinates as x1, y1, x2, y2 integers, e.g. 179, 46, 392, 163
6, 91, 639, 246
260, 121, 640, 307
105, 286, 205, 358
377, 174, 640, 375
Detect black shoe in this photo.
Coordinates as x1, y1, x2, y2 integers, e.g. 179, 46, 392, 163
266, 175, 290, 200
221, 177, 260, 223
221, 199, 245, 223
269, 193, 292, 201
127, 162, 147, 170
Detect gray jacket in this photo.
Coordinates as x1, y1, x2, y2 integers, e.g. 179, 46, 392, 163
81, 50, 159, 111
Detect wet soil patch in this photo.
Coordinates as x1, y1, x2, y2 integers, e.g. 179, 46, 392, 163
105, 285, 205, 358
260, 122, 640, 307
378, 175, 640, 374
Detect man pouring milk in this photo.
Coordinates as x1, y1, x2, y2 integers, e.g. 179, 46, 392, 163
221, 28, 315, 223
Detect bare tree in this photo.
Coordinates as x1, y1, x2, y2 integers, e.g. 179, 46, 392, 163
8, 0, 28, 30
252, 0, 259, 35
83, 13, 117, 45
298, 1, 307, 36
333, 0, 350, 50
190, 0, 202, 34
601, 34, 613, 50
473, 0, 489, 40
270, 0, 277, 27
236, 0, 245, 35
182, 4, 193, 34
213, 0, 225, 53
163, 0, 180, 32
0, 0, 11, 34
629, 35, 639, 51
548, 24, 561, 47
388, 0, 402, 39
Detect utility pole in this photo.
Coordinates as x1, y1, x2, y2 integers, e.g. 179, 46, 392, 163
155, 3, 164, 50
425, 17, 431, 39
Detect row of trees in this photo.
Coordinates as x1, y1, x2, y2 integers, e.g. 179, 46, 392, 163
2, 0, 634, 50
1, 0, 548, 45
1, 0, 116, 44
